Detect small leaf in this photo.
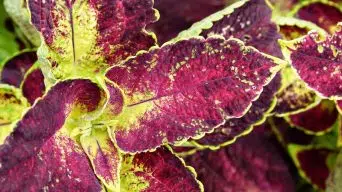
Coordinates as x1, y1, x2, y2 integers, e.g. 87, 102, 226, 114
80, 128, 120, 191
288, 145, 338, 190
280, 23, 342, 99
286, 100, 339, 135
0, 50, 37, 87
21, 68, 45, 104
106, 37, 284, 152
120, 147, 203, 192
273, 66, 321, 116
276, 16, 327, 40
291, 1, 342, 34
186, 123, 296, 192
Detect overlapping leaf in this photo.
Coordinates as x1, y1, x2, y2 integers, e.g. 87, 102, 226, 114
174, 0, 282, 57
105, 36, 284, 152
120, 147, 202, 191
194, 73, 281, 148
286, 100, 339, 134
288, 145, 338, 190
291, 1, 342, 34
28, 0, 158, 79
280, 23, 342, 99
148, 0, 229, 44
186, 123, 296, 192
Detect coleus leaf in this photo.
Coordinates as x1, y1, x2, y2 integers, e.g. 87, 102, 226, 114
185, 123, 296, 192
0, 50, 37, 87
4, 0, 41, 46
193, 73, 281, 149
273, 18, 326, 116
120, 147, 203, 191
0, 131, 103, 191
269, 117, 315, 146
80, 128, 121, 191
291, 1, 342, 34
174, 0, 283, 57
280, 23, 342, 99
276, 16, 327, 40
0, 79, 106, 175
21, 68, 45, 105
0, 84, 29, 144
105, 36, 284, 153
148, 0, 228, 44
288, 145, 338, 190
285, 100, 339, 134
28, 0, 158, 79
273, 65, 321, 116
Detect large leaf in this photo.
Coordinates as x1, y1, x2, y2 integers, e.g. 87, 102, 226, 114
120, 147, 203, 191
28, 0, 158, 79
105, 37, 284, 152
186, 123, 296, 192
280, 23, 342, 99
0, 79, 106, 174
193, 73, 281, 149
0, 131, 103, 191
174, 0, 282, 57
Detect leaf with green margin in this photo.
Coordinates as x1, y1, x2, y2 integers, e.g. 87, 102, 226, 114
268, 0, 299, 16
0, 79, 107, 178
192, 73, 281, 149
0, 50, 37, 87
290, 0, 342, 34
148, 0, 230, 44
285, 100, 339, 135
273, 66, 321, 116
105, 36, 284, 153
80, 127, 120, 191
0, 0, 20, 62
288, 144, 338, 190
4, 0, 41, 46
276, 16, 327, 40
280, 23, 342, 99
173, 0, 282, 57
0, 84, 29, 144
186, 123, 296, 192
273, 18, 325, 116
28, 0, 158, 80
0, 130, 104, 191
120, 147, 203, 192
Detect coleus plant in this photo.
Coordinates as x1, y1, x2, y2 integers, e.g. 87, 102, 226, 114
0, 0, 341, 191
